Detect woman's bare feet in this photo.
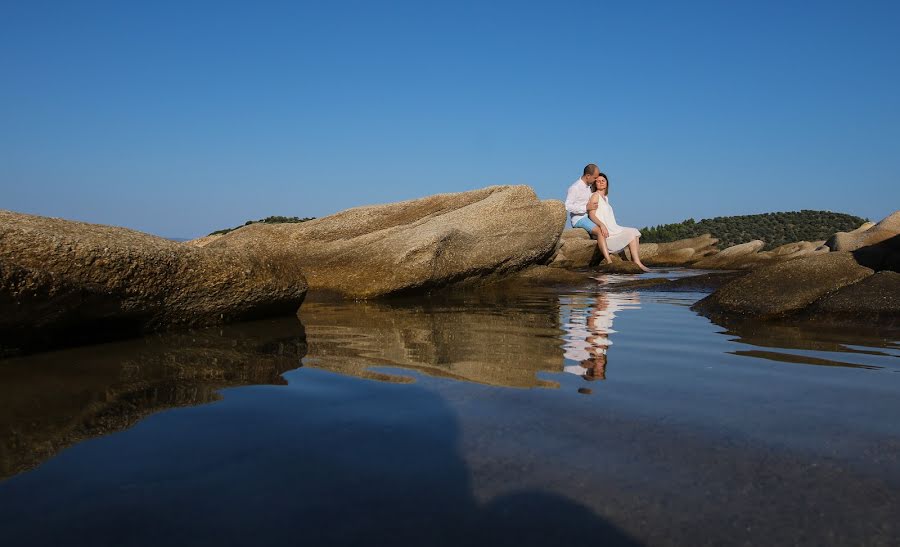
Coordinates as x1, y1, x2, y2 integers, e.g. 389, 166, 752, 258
635, 262, 651, 273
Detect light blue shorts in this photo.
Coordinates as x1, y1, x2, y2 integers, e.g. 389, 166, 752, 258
573, 216, 598, 234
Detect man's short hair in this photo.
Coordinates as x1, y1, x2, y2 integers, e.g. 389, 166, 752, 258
583, 163, 599, 176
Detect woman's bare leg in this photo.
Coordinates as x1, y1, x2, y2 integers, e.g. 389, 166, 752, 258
627, 237, 651, 272
593, 228, 613, 263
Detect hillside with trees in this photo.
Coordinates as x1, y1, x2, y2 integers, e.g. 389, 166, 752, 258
209, 215, 316, 236
638, 210, 868, 250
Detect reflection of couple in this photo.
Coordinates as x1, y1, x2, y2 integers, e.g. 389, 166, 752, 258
565, 164, 651, 272
562, 292, 641, 383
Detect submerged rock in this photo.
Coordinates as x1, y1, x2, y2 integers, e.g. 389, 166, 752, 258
0, 210, 308, 354
692, 252, 874, 320
200, 185, 566, 298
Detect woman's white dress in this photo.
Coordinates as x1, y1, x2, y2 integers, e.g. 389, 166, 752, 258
594, 194, 641, 253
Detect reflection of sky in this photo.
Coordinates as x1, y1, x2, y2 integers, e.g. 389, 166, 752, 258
559, 292, 641, 371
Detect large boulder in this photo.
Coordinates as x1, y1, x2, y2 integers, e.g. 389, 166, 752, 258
201, 186, 566, 298
0, 210, 308, 354
692, 252, 874, 320
547, 229, 600, 268
826, 212, 899, 252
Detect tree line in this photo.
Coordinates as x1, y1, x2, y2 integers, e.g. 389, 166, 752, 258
210, 215, 316, 236
638, 210, 868, 250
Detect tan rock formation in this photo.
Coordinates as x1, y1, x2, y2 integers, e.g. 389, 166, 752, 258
826, 212, 899, 252
202, 186, 566, 298
0, 210, 308, 353
548, 229, 600, 268
640, 234, 719, 266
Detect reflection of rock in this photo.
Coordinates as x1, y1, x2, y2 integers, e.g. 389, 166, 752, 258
299, 298, 564, 389
692, 252, 874, 320
199, 186, 566, 298
0, 210, 308, 355
700, 313, 897, 369
0, 318, 307, 480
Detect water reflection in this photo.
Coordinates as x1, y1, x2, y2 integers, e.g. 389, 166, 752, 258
298, 297, 565, 388
708, 316, 900, 370
560, 292, 641, 384
0, 319, 307, 481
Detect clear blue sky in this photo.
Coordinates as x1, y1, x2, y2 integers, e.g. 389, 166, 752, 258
2, 0, 898, 238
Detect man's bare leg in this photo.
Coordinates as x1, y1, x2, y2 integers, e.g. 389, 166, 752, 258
628, 237, 651, 272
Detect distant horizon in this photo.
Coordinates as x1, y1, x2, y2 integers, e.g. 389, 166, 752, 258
3, 1, 898, 239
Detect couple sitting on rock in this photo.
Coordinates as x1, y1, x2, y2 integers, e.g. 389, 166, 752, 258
565, 163, 651, 272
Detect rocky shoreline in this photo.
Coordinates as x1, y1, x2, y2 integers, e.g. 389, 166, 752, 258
1, 186, 897, 354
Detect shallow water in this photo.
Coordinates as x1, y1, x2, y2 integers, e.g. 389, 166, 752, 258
1, 271, 898, 546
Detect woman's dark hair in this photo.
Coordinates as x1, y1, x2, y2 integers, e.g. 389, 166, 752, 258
597, 172, 609, 196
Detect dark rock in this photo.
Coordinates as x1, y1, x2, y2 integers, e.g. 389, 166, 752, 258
802, 271, 900, 326
692, 252, 873, 320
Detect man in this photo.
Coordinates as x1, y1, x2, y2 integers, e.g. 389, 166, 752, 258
565, 163, 608, 239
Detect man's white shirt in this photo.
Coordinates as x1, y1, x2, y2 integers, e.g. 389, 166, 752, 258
565, 178, 593, 226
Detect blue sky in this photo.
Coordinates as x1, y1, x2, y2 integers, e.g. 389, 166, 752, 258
2, 0, 898, 238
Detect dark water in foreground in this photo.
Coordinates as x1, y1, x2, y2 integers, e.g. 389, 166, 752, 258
1, 271, 899, 546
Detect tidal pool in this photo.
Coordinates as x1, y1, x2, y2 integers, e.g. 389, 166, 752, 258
1, 271, 898, 546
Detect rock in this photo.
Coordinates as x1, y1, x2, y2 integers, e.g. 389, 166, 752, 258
185, 233, 225, 247
692, 240, 767, 269
851, 234, 900, 272
548, 229, 600, 268
503, 265, 592, 286
611, 271, 746, 293
0, 210, 308, 354
203, 186, 566, 298
825, 212, 899, 252
802, 271, 900, 326
641, 234, 719, 266
595, 261, 646, 274
692, 252, 874, 320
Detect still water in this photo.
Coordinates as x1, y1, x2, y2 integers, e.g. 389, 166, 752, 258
1, 271, 898, 546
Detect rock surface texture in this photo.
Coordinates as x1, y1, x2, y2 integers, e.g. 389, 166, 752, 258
0, 210, 308, 353
198, 186, 566, 298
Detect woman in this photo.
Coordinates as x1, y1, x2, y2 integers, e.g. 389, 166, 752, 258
586, 173, 651, 272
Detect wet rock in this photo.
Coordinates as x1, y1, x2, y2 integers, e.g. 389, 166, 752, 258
692, 252, 874, 320
0, 210, 308, 354
201, 186, 566, 298
611, 272, 746, 293
802, 271, 900, 326
502, 265, 592, 286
